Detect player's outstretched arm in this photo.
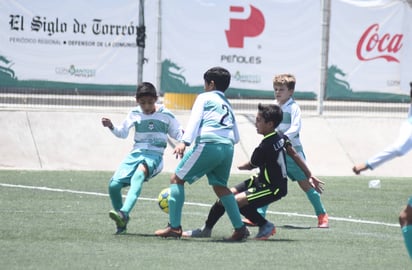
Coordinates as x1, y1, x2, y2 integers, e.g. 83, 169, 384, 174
352, 163, 368, 175
237, 161, 254, 171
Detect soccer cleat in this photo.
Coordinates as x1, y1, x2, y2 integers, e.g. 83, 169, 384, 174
242, 218, 258, 227
109, 210, 129, 234
182, 226, 212, 238
155, 224, 182, 238
255, 222, 276, 240
317, 213, 329, 228
223, 225, 250, 242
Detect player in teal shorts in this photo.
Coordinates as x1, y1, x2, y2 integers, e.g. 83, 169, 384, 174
245, 73, 328, 228
353, 82, 412, 259
102, 82, 183, 234
155, 66, 249, 241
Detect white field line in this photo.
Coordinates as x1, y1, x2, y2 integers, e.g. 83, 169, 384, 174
0, 183, 399, 228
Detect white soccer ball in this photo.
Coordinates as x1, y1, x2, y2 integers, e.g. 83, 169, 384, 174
157, 187, 170, 214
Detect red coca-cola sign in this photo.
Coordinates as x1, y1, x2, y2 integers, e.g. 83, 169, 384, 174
356, 23, 403, 63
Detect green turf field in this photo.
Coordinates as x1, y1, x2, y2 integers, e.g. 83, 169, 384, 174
0, 170, 410, 269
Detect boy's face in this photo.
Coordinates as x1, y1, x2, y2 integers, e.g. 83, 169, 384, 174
136, 96, 157, 114
274, 84, 293, 105
255, 112, 274, 136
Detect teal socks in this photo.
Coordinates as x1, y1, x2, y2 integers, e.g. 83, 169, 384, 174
120, 170, 145, 216
169, 183, 185, 228
402, 225, 412, 259
257, 205, 268, 218
220, 193, 244, 229
306, 188, 326, 216
108, 180, 124, 211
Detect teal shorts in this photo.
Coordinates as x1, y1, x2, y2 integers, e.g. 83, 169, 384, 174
175, 143, 234, 187
111, 150, 163, 185
286, 150, 307, 182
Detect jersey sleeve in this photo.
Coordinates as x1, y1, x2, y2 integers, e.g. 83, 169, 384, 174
111, 110, 134, 138
284, 103, 302, 139
168, 115, 184, 141
181, 95, 204, 144
231, 111, 240, 144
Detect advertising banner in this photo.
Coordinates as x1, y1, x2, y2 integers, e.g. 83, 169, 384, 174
0, 0, 158, 92
327, 0, 412, 101
160, 0, 321, 99
1, 0, 411, 101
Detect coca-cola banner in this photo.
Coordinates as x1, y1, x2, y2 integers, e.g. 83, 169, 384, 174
327, 0, 412, 100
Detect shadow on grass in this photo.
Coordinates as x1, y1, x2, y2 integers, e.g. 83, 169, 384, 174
118, 233, 297, 243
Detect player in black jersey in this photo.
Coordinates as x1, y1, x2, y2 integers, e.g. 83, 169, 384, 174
183, 103, 324, 240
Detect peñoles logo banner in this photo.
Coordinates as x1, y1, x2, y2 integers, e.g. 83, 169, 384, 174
225, 5, 265, 48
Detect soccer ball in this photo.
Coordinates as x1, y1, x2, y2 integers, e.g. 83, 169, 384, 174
158, 187, 170, 213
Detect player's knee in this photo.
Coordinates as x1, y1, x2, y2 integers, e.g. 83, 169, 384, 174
399, 209, 407, 227
108, 180, 122, 192
170, 174, 184, 185
399, 206, 412, 227
279, 189, 287, 198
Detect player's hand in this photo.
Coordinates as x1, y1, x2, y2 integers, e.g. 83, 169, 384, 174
101, 117, 113, 129
352, 163, 367, 175
309, 176, 325, 194
173, 142, 186, 159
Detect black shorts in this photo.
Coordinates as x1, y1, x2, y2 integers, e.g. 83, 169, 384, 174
233, 175, 286, 208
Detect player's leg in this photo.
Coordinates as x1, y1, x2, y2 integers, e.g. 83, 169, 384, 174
108, 152, 143, 234
108, 178, 130, 234
108, 179, 124, 211
399, 196, 412, 259
155, 173, 185, 238
120, 153, 162, 218
155, 144, 209, 238
209, 144, 248, 241
120, 164, 147, 217
241, 184, 286, 239
214, 185, 249, 241
287, 155, 328, 228
183, 180, 249, 238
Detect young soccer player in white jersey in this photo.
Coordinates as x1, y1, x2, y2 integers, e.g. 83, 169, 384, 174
353, 82, 412, 259
102, 82, 183, 234
246, 73, 329, 228
155, 66, 249, 241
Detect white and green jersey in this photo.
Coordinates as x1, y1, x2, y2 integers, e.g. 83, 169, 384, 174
181, 90, 239, 145
111, 104, 183, 155
276, 97, 304, 153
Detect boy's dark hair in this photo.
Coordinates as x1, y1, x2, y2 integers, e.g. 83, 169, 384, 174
258, 103, 283, 128
136, 82, 157, 99
203, 67, 231, 92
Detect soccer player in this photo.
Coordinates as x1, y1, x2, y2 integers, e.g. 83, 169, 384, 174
102, 82, 183, 234
246, 74, 328, 228
353, 82, 412, 259
182, 104, 324, 240
154, 66, 249, 241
